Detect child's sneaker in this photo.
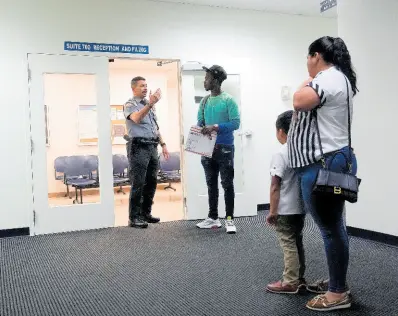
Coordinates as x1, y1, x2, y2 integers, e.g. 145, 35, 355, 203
196, 218, 222, 229
225, 217, 236, 234
266, 280, 301, 294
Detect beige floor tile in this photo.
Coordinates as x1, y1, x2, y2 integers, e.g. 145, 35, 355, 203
48, 183, 184, 226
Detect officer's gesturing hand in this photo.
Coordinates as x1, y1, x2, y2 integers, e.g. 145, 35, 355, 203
149, 89, 162, 106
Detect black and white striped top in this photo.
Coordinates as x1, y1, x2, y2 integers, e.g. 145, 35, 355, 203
288, 67, 353, 168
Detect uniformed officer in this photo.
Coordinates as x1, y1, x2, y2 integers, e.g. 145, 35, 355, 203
123, 76, 169, 228
123, 134, 132, 161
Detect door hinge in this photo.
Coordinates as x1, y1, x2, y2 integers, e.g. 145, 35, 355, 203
183, 197, 187, 207
30, 137, 34, 153
28, 68, 31, 82
181, 135, 184, 145
33, 210, 36, 226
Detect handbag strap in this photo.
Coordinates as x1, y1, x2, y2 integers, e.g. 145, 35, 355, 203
314, 75, 352, 170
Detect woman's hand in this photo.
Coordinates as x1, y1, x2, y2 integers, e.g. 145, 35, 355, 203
298, 77, 313, 90
293, 77, 320, 111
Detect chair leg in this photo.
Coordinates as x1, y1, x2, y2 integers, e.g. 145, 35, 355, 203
80, 188, 83, 204
73, 187, 78, 204
117, 186, 125, 194
66, 184, 72, 198
164, 182, 176, 191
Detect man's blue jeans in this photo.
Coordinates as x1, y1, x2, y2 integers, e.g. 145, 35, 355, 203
296, 146, 358, 293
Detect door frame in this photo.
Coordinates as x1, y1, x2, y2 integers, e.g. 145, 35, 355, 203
25, 53, 251, 234
26, 54, 187, 234
180, 67, 254, 220
108, 57, 187, 220
27, 53, 115, 235
178, 58, 256, 220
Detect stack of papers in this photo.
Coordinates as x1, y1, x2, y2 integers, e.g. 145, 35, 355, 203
185, 126, 217, 158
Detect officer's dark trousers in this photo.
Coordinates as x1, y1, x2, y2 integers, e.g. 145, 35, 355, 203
128, 142, 159, 220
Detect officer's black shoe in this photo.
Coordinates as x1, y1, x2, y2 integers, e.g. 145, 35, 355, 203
145, 215, 160, 224
128, 218, 148, 228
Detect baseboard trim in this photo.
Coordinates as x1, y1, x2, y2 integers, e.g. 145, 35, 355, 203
257, 203, 270, 211
0, 227, 30, 239
257, 204, 397, 247
346, 226, 398, 247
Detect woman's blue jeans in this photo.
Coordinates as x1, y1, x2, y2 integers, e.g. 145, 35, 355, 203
296, 146, 358, 293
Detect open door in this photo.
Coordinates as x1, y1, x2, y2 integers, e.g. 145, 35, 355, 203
28, 54, 114, 235
181, 64, 255, 220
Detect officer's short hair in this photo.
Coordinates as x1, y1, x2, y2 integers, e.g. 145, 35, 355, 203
276, 110, 293, 135
131, 76, 146, 87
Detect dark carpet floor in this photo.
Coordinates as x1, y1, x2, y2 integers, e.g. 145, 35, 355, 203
1, 213, 397, 316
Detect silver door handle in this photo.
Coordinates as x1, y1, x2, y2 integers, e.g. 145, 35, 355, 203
237, 130, 252, 137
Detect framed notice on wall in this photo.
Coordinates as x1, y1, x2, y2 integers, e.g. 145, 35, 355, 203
77, 105, 127, 145
78, 105, 98, 145
111, 105, 127, 145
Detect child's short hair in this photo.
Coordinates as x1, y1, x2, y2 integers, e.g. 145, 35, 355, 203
276, 110, 293, 134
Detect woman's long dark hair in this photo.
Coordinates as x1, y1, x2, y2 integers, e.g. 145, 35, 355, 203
308, 36, 358, 96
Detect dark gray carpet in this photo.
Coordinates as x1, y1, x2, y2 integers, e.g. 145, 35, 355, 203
1, 213, 397, 316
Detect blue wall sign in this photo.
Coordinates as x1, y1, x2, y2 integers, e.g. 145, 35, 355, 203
64, 41, 149, 54
320, 0, 337, 13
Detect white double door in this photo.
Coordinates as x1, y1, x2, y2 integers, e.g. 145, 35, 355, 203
28, 54, 114, 235
28, 54, 255, 235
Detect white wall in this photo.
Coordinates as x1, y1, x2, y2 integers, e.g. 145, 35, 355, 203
338, 0, 398, 236
0, 0, 336, 230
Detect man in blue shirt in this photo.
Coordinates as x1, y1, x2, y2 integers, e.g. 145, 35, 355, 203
196, 65, 240, 234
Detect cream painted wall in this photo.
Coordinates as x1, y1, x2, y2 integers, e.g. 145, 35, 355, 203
0, 0, 336, 230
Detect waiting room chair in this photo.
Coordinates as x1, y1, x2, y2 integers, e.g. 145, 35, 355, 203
158, 152, 181, 191
113, 154, 130, 194
86, 155, 99, 183
54, 156, 72, 198
54, 156, 67, 180
64, 155, 97, 204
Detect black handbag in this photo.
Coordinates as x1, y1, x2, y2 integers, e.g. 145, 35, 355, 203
312, 76, 361, 203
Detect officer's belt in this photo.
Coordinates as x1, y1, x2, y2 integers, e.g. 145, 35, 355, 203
132, 137, 159, 145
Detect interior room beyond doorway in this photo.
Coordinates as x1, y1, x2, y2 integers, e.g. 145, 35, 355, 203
46, 58, 184, 226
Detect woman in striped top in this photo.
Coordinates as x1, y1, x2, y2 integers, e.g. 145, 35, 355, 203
289, 36, 359, 312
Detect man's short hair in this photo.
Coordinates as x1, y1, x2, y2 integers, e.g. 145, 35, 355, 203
131, 76, 146, 87
276, 110, 293, 134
